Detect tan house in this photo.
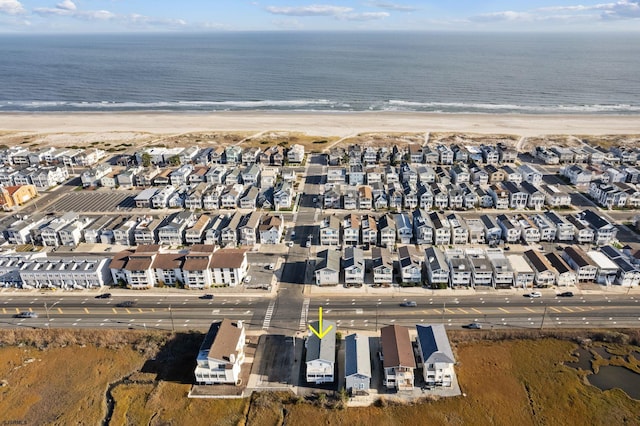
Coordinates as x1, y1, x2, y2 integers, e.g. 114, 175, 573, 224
381, 324, 416, 391
0, 185, 38, 210
194, 319, 246, 385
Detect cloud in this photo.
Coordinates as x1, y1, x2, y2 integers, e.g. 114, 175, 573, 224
340, 11, 390, 21
470, 11, 533, 23
266, 4, 352, 16
57, 0, 76, 11
367, 2, 418, 12
0, 0, 25, 15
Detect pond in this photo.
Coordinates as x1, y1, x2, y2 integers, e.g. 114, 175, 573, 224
566, 347, 592, 371
588, 366, 640, 400
591, 346, 612, 360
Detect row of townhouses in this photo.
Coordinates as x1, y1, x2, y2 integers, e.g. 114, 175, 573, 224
109, 245, 248, 289
534, 144, 640, 166
2, 212, 284, 248
314, 244, 640, 288
0, 165, 68, 191
0, 146, 106, 168
318, 209, 617, 248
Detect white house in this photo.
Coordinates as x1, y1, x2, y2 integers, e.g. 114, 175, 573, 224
194, 319, 246, 385
315, 249, 341, 286
380, 324, 416, 391
306, 320, 336, 384
210, 249, 248, 287
416, 324, 456, 388
399, 245, 422, 284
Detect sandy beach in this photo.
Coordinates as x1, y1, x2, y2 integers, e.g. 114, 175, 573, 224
2, 112, 640, 138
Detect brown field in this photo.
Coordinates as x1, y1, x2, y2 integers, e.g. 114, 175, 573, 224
0, 329, 638, 425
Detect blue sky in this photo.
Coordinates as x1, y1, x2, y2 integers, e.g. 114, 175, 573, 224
1, 0, 639, 32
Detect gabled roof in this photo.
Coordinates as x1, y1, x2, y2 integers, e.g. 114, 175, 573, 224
209, 249, 246, 269
416, 324, 455, 365
380, 324, 415, 369
206, 319, 243, 363
306, 320, 336, 363
316, 249, 341, 272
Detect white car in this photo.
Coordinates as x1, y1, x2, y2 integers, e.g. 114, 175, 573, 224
527, 291, 542, 298
268, 263, 275, 270
244, 275, 252, 283
286, 241, 294, 247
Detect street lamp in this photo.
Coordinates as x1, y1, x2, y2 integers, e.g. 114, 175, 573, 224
375, 301, 382, 332
44, 301, 59, 328
168, 305, 175, 332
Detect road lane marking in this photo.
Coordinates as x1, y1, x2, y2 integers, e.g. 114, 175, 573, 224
262, 300, 276, 330
58, 308, 63, 314
525, 307, 536, 313
126, 308, 131, 314
151, 308, 155, 312
445, 309, 456, 314
472, 308, 482, 314
563, 307, 574, 312
138, 308, 143, 313
499, 307, 510, 314
1, 308, 5, 314
574, 306, 585, 312
458, 308, 469, 314
112, 308, 117, 314
550, 307, 562, 313
84, 308, 89, 314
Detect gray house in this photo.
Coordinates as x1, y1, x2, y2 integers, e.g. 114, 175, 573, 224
345, 334, 372, 394
306, 320, 337, 384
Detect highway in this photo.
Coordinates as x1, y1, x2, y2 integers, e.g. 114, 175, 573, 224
2, 293, 639, 332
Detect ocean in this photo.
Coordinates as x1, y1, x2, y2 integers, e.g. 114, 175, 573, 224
1, 32, 639, 114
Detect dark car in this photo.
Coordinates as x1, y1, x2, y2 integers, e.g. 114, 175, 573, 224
558, 291, 574, 297
464, 323, 483, 329
95, 293, 112, 299
116, 301, 136, 308
14, 311, 38, 319
400, 301, 417, 307
199, 294, 214, 300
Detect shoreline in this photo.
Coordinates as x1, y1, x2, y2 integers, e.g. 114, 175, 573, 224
2, 111, 640, 137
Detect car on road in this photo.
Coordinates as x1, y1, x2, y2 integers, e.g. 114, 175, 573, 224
199, 294, 214, 300
286, 241, 294, 247
305, 241, 311, 248
464, 323, 483, 329
526, 291, 542, 298
14, 311, 38, 319
268, 263, 276, 270
95, 293, 112, 299
557, 291, 574, 297
400, 301, 417, 307
116, 301, 136, 308
244, 275, 252, 283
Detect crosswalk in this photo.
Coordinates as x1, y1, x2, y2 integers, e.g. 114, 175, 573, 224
262, 300, 276, 330
299, 298, 310, 330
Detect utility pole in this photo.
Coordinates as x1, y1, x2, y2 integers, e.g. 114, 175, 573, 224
442, 302, 446, 324
169, 305, 175, 332
540, 305, 547, 329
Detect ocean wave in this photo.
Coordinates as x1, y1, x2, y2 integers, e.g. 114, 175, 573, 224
0, 99, 639, 114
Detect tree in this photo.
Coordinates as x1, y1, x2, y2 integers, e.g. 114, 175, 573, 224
168, 155, 181, 167
141, 153, 152, 168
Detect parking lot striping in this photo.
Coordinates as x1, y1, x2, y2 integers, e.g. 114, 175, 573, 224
472, 308, 483, 314
84, 308, 90, 314
457, 308, 469, 314
112, 308, 118, 314
262, 300, 276, 330
138, 308, 143, 313
524, 307, 537, 313
550, 307, 562, 313
445, 308, 456, 314
299, 298, 310, 330
432, 309, 443, 315
563, 307, 574, 312
1, 308, 5, 314
499, 307, 510, 314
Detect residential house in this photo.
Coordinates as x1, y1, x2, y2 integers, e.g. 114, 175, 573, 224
517, 214, 541, 243
361, 214, 378, 245
544, 211, 575, 241
343, 247, 365, 286
194, 319, 246, 385
110, 216, 137, 245
380, 325, 416, 391
468, 250, 494, 287
416, 324, 455, 387
40, 212, 79, 247
133, 216, 163, 245
134, 188, 157, 208
372, 247, 393, 285
0, 185, 38, 211
345, 334, 372, 394
425, 246, 449, 288
531, 213, 556, 242
306, 319, 336, 384
579, 209, 618, 246
519, 164, 544, 185
429, 212, 451, 246
447, 213, 469, 245
151, 186, 176, 209
489, 184, 510, 210
413, 209, 433, 245
239, 186, 259, 209
480, 214, 502, 244
523, 249, 556, 287
241, 164, 260, 186
507, 254, 535, 289
83, 216, 115, 244
258, 215, 283, 245
58, 217, 92, 246
565, 214, 595, 244
315, 249, 341, 286
378, 214, 396, 247
541, 184, 572, 207
210, 249, 248, 287
287, 144, 305, 163
486, 249, 514, 288
320, 215, 341, 246
586, 251, 618, 285
184, 183, 208, 210
398, 245, 422, 284
601, 245, 640, 287
81, 164, 112, 187
185, 215, 211, 245
273, 181, 293, 211
395, 213, 413, 244
562, 246, 598, 282
497, 214, 522, 243
465, 218, 485, 244
238, 211, 261, 246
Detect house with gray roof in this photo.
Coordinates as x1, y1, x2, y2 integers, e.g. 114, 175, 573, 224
416, 324, 456, 387
306, 319, 336, 384
345, 334, 372, 394
315, 249, 341, 286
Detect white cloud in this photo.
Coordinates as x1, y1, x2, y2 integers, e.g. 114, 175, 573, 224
367, 2, 417, 12
57, 0, 76, 11
0, 0, 25, 15
471, 11, 533, 22
340, 11, 390, 21
266, 4, 353, 16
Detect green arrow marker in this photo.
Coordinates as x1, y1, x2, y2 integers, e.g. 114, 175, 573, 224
309, 306, 333, 339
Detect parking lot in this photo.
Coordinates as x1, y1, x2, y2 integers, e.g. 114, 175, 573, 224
245, 252, 282, 289
45, 191, 139, 213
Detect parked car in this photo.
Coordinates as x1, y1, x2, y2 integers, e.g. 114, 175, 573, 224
268, 263, 276, 270
557, 291, 574, 297
95, 293, 112, 299
464, 323, 483, 329
400, 301, 417, 307
286, 241, 294, 247
14, 311, 38, 319
526, 291, 542, 298
199, 294, 214, 300
244, 275, 252, 283
116, 301, 136, 308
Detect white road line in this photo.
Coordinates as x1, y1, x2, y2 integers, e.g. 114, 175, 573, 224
262, 300, 276, 330
299, 298, 310, 330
